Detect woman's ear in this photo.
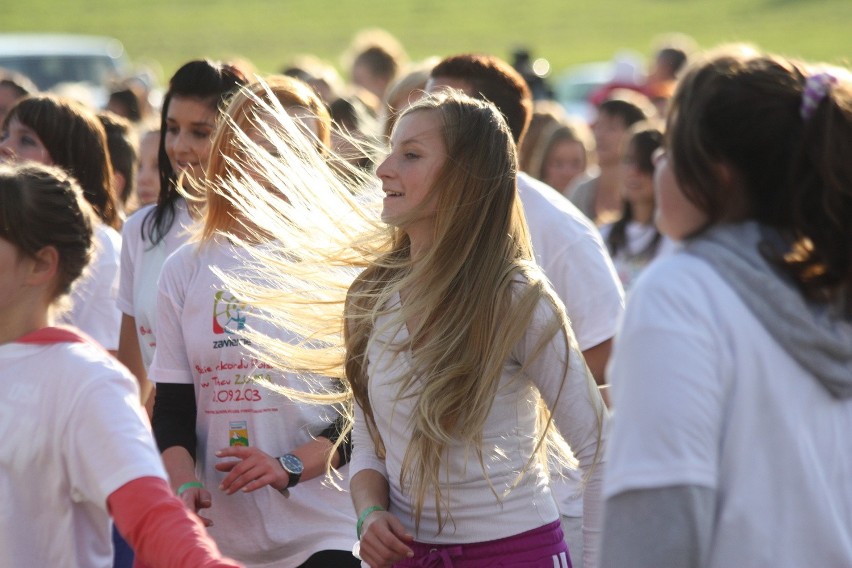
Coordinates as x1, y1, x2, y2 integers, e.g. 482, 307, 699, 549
714, 161, 750, 220
27, 245, 60, 288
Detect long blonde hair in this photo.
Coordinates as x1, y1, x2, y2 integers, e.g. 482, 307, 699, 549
212, 91, 593, 530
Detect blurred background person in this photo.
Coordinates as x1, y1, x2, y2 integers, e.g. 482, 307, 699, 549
0, 68, 38, 125
380, 57, 438, 138
98, 110, 139, 218
343, 28, 408, 103
520, 101, 596, 197
134, 128, 160, 209
599, 121, 675, 290
106, 79, 152, 125
568, 90, 655, 224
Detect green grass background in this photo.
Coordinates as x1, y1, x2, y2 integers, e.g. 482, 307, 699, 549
5, 0, 850, 82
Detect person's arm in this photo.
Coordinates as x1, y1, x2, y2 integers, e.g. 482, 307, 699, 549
351, 469, 413, 568
600, 486, 716, 568
582, 337, 613, 406
152, 382, 212, 526
108, 476, 241, 568
521, 298, 608, 568
214, 436, 340, 495
117, 313, 154, 409
348, 396, 412, 568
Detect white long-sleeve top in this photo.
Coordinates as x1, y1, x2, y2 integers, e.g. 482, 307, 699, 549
349, 291, 607, 567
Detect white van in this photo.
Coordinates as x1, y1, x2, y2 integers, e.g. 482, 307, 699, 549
0, 33, 131, 104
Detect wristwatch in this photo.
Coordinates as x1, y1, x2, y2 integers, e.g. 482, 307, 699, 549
277, 453, 304, 497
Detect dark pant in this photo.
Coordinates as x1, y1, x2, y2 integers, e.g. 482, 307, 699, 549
112, 524, 134, 568
298, 549, 362, 568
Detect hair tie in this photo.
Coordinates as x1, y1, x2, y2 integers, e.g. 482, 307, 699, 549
800, 72, 837, 120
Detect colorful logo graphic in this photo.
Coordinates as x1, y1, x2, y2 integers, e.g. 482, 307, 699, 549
213, 290, 247, 335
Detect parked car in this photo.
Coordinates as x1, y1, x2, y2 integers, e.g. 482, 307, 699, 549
0, 33, 131, 106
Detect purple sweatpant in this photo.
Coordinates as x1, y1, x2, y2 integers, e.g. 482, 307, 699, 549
394, 520, 572, 568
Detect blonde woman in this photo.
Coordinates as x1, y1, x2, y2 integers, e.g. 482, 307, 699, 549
149, 76, 359, 568
213, 90, 607, 568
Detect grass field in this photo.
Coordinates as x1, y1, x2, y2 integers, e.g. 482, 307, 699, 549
5, 0, 851, 84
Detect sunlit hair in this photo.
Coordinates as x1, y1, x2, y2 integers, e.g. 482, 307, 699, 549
667, 44, 852, 308
212, 90, 601, 532
199, 75, 332, 241
4, 94, 119, 229
0, 162, 95, 300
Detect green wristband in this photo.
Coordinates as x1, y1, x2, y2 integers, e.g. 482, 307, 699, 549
356, 505, 385, 539
176, 481, 204, 496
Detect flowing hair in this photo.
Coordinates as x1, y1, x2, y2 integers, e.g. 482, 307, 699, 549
211, 90, 597, 530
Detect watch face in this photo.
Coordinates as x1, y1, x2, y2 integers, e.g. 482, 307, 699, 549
281, 454, 304, 474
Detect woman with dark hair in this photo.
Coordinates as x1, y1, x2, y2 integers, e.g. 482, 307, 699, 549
117, 59, 247, 410
0, 94, 122, 353
601, 46, 852, 567
0, 162, 240, 568
599, 122, 675, 289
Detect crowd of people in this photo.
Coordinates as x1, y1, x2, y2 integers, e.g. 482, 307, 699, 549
0, 27, 850, 568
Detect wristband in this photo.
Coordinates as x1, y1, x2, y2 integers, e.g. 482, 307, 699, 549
356, 505, 385, 539
176, 481, 204, 496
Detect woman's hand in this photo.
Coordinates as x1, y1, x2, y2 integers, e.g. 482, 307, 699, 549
179, 484, 214, 527
214, 446, 288, 494
358, 510, 414, 568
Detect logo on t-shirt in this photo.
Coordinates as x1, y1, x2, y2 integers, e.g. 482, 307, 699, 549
212, 290, 253, 349
212, 290, 247, 335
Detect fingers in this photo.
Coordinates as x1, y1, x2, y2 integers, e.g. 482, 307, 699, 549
179, 487, 214, 527
214, 447, 283, 494
359, 512, 414, 567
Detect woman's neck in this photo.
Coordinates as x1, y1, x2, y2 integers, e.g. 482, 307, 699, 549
632, 200, 655, 225
405, 228, 433, 260
0, 299, 50, 344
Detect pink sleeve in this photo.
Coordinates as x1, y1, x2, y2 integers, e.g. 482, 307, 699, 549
107, 477, 242, 568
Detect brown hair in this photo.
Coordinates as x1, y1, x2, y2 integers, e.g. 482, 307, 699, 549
0, 162, 95, 298
668, 45, 852, 306
98, 110, 139, 208
430, 54, 532, 145
5, 95, 119, 229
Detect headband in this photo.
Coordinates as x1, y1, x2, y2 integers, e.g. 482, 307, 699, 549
800, 72, 837, 120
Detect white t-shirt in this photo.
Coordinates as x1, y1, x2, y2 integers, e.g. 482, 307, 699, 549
517, 172, 624, 518
150, 238, 357, 567
58, 223, 122, 350
518, 173, 624, 353
598, 220, 678, 291
0, 336, 167, 568
604, 252, 852, 567
349, 290, 606, 567
118, 201, 193, 368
